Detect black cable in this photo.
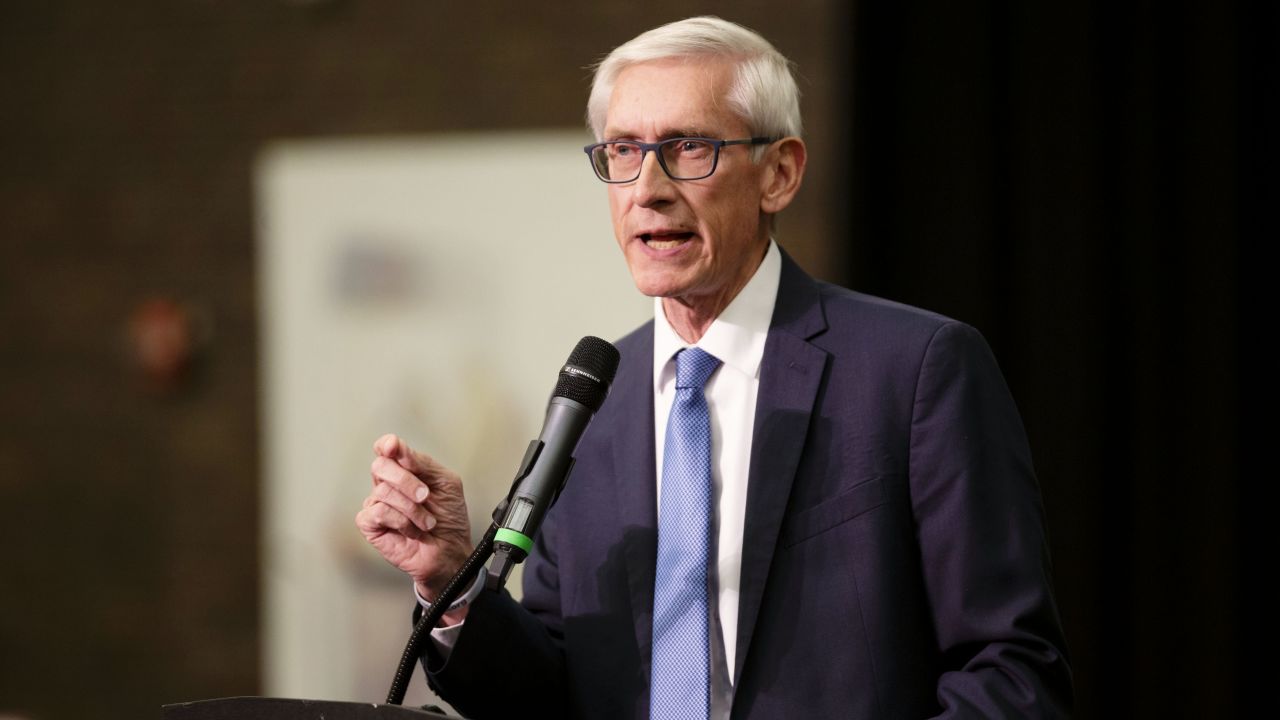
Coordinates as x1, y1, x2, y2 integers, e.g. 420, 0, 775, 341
385, 522, 499, 705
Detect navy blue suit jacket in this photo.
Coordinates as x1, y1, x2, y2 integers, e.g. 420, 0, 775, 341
426, 252, 1072, 718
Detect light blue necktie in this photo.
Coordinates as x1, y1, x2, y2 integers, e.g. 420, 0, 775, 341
650, 347, 721, 720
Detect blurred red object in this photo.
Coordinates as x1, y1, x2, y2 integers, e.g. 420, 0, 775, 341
128, 297, 197, 393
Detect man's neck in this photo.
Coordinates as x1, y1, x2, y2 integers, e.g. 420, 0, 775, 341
660, 296, 724, 344
659, 242, 770, 343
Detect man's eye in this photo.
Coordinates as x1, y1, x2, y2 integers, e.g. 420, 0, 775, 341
612, 144, 636, 157
675, 140, 711, 155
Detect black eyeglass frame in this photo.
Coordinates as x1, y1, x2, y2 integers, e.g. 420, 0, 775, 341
583, 136, 776, 183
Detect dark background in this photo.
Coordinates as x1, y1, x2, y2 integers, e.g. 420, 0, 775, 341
0, 1, 1263, 717
849, 1, 1266, 716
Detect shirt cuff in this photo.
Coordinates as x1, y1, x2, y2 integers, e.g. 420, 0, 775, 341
414, 572, 486, 655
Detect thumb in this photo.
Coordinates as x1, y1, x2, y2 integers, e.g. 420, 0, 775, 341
374, 433, 452, 484
374, 433, 406, 460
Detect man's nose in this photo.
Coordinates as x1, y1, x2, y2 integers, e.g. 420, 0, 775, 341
632, 149, 676, 206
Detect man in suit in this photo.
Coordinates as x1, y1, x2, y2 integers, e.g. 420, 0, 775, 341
356, 16, 1072, 719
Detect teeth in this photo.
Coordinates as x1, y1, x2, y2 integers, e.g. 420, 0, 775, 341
648, 238, 684, 249
642, 233, 691, 250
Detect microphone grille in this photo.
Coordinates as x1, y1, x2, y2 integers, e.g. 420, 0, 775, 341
554, 336, 621, 412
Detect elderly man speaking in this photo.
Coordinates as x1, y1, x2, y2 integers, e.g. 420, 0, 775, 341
357, 16, 1072, 720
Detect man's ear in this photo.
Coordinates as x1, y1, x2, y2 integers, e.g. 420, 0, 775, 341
759, 137, 807, 215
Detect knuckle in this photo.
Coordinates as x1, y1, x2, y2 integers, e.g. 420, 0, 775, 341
373, 457, 413, 487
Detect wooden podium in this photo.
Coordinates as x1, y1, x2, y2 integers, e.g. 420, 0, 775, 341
161, 697, 454, 719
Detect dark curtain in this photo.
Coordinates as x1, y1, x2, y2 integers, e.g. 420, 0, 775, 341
846, 0, 1268, 716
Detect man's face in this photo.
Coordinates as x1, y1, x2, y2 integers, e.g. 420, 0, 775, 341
604, 58, 771, 308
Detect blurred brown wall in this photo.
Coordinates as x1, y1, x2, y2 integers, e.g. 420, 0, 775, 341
0, 2, 846, 717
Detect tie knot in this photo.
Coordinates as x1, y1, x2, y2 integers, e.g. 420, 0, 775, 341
674, 347, 721, 390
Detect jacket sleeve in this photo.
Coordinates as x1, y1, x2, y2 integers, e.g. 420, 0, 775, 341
907, 321, 1073, 717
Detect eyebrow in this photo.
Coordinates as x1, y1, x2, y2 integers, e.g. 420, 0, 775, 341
603, 128, 718, 142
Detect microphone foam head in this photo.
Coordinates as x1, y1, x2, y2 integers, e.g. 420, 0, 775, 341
554, 336, 621, 412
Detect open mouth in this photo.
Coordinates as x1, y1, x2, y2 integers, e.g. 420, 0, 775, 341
640, 231, 695, 250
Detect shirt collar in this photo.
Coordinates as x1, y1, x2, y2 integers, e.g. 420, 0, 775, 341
653, 240, 781, 386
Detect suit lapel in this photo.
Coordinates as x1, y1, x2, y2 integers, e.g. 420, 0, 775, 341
733, 252, 829, 680
608, 324, 660, 679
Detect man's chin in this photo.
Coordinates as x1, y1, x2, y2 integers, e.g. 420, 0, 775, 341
624, 262, 687, 298
628, 276, 690, 300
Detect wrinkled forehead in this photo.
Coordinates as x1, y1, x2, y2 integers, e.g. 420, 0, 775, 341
603, 57, 745, 139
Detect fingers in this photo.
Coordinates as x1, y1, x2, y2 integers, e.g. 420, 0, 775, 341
371, 453, 429, 499
369, 433, 470, 546
373, 434, 459, 489
372, 477, 437, 532
375, 433, 422, 471
369, 436, 446, 538
356, 500, 427, 541
368, 454, 437, 530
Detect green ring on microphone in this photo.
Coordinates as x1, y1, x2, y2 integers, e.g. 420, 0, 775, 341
495, 528, 534, 554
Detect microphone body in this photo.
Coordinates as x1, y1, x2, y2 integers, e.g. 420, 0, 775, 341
489, 336, 620, 588
495, 398, 591, 553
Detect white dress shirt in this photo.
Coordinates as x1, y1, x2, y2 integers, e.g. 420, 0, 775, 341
651, 240, 780, 683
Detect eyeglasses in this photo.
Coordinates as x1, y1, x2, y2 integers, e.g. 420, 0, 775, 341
584, 136, 775, 183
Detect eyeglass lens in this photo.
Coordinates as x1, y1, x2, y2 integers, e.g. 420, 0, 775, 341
591, 139, 717, 181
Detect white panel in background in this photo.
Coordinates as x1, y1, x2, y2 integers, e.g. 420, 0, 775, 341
255, 130, 649, 706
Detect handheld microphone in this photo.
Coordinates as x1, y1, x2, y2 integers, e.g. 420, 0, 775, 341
488, 335, 620, 588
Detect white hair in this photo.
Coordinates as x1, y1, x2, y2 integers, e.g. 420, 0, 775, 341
586, 16, 803, 146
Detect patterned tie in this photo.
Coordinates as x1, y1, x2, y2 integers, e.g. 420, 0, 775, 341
650, 347, 721, 720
